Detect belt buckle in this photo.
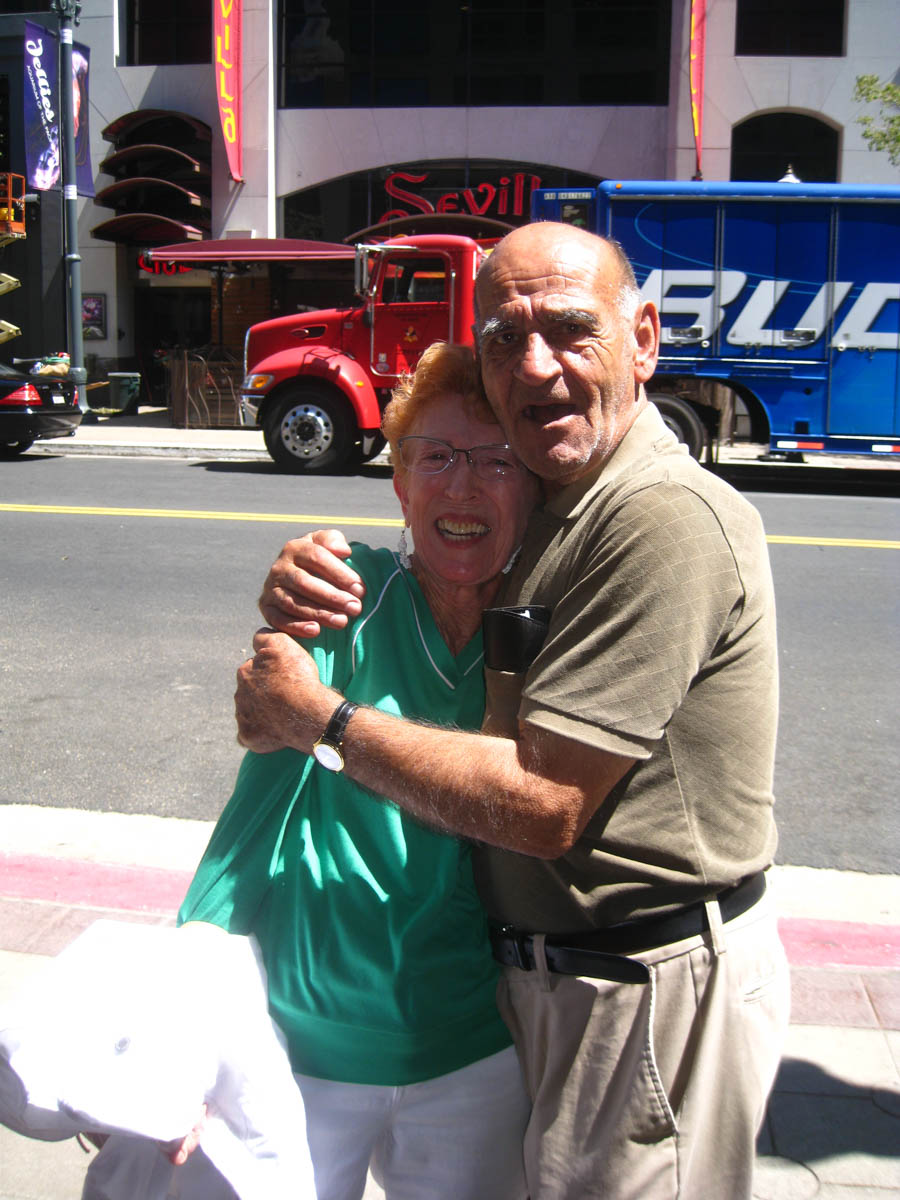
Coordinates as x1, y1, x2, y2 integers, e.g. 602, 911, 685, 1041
498, 925, 532, 971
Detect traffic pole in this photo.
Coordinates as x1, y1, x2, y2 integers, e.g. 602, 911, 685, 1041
51, 0, 89, 415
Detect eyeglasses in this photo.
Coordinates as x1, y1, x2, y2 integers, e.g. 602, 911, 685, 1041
397, 437, 523, 480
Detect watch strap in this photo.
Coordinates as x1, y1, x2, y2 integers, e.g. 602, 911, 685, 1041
321, 699, 358, 746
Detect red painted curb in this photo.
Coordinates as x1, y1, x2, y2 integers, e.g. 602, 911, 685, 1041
0, 853, 193, 916
2, 855, 898, 969
778, 917, 900, 969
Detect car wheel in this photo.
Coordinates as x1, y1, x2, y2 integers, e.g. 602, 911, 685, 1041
649, 394, 706, 460
263, 388, 354, 473
0, 438, 35, 458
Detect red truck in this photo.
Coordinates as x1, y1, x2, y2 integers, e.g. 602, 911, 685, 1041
240, 233, 488, 472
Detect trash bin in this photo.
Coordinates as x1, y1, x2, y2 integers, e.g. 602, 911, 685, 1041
106, 372, 142, 414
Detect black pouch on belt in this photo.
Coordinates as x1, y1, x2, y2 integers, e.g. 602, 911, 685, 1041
482, 605, 552, 672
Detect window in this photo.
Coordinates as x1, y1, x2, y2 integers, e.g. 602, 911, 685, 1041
0, 76, 9, 174
127, 0, 211, 66
731, 113, 840, 182
382, 259, 447, 304
735, 0, 845, 56
279, 0, 670, 109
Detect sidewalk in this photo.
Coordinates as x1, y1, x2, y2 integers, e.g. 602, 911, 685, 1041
0, 805, 898, 1200
30, 404, 900, 473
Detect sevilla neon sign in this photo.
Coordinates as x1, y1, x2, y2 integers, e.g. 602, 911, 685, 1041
379, 171, 542, 224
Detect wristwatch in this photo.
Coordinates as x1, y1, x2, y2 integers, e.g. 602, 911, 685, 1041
312, 700, 358, 772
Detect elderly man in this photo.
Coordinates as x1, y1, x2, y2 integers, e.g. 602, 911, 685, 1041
237, 223, 790, 1199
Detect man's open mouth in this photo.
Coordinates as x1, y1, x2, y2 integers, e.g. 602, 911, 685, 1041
524, 403, 574, 424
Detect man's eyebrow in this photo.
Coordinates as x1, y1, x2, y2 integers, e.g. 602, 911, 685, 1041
547, 308, 598, 327
477, 316, 514, 340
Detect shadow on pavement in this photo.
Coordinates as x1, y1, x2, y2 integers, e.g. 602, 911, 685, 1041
758, 1057, 900, 1163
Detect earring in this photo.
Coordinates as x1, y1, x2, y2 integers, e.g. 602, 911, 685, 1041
501, 545, 521, 575
398, 527, 412, 570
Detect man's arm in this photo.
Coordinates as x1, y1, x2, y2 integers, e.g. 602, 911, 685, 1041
236, 630, 634, 859
259, 530, 367, 638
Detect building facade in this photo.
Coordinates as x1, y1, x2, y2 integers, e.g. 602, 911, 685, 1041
0, 0, 896, 386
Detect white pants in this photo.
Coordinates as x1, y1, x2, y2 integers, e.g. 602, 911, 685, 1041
296, 1046, 530, 1200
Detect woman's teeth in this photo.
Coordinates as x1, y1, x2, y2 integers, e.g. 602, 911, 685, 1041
436, 519, 489, 540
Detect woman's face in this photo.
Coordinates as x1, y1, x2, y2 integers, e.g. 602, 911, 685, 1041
393, 394, 539, 588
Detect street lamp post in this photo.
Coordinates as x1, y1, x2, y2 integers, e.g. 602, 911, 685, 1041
50, 0, 88, 413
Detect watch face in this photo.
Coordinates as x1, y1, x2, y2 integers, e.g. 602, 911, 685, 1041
313, 741, 344, 772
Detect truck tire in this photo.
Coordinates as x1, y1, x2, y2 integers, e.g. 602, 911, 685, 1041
0, 437, 35, 458
649, 394, 706, 460
264, 388, 354, 473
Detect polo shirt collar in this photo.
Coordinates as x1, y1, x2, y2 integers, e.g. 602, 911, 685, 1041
542, 402, 677, 521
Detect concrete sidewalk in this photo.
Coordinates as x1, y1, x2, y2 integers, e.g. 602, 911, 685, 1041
0, 805, 898, 1200
30, 404, 900, 472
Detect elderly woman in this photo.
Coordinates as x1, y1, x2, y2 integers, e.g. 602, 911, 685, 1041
178, 343, 538, 1200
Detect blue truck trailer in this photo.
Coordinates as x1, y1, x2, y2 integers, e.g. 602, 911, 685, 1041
531, 180, 900, 461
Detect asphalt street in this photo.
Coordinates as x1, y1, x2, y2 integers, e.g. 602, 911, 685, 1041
2, 450, 898, 874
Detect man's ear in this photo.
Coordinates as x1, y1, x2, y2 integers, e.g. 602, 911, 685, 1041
392, 473, 410, 524
633, 300, 660, 384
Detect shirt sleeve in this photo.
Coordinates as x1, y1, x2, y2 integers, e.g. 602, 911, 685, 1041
519, 480, 750, 758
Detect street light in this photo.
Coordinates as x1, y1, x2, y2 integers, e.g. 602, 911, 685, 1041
50, 0, 88, 414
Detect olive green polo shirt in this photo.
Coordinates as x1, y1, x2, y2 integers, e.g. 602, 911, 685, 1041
474, 404, 779, 932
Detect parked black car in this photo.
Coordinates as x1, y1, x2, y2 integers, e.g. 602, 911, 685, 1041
0, 362, 82, 457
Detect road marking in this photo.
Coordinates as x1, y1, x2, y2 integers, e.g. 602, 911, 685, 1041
0, 503, 405, 528
1, 505, 897, 547
765, 534, 900, 549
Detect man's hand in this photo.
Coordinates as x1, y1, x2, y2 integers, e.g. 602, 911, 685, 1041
259, 530, 367, 638
235, 628, 339, 753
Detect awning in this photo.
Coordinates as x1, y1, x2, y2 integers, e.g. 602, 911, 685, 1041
102, 109, 211, 148
344, 212, 514, 243
99, 144, 210, 182
94, 177, 209, 213
146, 238, 355, 265
91, 215, 205, 245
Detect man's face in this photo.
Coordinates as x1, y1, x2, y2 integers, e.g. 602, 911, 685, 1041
475, 226, 656, 489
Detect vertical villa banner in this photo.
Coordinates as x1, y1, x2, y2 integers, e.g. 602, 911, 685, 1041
23, 21, 93, 196
689, 0, 706, 179
215, 0, 243, 181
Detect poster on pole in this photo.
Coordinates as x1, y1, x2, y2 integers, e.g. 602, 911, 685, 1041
215, 0, 244, 181
23, 21, 94, 196
689, 0, 706, 180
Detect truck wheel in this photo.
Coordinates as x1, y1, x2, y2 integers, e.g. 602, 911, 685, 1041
264, 389, 354, 472
649, 394, 706, 460
0, 437, 35, 458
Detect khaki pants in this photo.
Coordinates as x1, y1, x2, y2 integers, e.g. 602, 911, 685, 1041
496, 894, 790, 1199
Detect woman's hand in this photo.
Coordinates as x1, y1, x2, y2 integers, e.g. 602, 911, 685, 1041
259, 530, 366, 638
235, 629, 339, 753
160, 1105, 207, 1166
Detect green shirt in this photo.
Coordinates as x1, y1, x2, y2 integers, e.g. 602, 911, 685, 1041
179, 545, 511, 1085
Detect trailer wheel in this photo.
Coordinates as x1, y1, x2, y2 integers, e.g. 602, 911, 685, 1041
649, 394, 706, 460
264, 388, 354, 473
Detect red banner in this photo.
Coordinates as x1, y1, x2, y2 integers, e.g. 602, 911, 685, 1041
214, 0, 243, 182
689, 0, 706, 179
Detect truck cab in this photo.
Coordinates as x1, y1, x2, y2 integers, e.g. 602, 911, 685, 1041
241, 233, 486, 471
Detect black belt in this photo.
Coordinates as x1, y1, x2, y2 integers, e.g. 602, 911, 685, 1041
489, 871, 766, 983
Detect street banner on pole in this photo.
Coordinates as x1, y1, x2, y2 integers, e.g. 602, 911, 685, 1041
23, 22, 94, 196
690, 0, 706, 180
215, 0, 244, 182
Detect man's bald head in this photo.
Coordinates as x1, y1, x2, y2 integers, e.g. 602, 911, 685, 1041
471, 220, 659, 487
475, 222, 641, 337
